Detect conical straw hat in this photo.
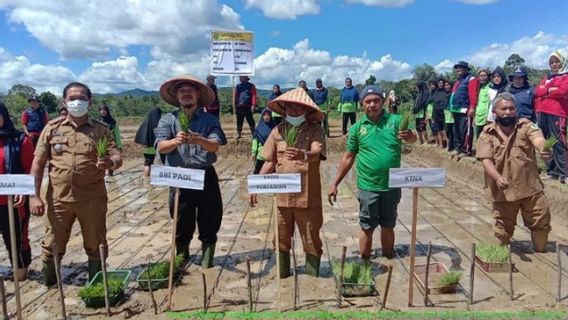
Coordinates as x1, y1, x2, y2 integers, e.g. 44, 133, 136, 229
160, 75, 215, 107
268, 87, 324, 122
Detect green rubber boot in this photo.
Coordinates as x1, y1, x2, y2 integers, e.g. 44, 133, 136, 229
42, 260, 57, 287
278, 252, 291, 279
201, 243, 216, 269
305, 254, 321, 277
88, 259, 102, 282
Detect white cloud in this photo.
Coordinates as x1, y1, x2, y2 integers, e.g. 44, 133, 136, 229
254, 39, 412, 88
79, 56, 146, 94
245, 0, 319, 19
346, 0, 414, 7
0, 0, 242, 59
465, 31, 568, 69
434, 59, 454, 74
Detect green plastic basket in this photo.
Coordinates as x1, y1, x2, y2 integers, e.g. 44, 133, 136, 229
136, 269, 182, 291
82, 270, 131, 308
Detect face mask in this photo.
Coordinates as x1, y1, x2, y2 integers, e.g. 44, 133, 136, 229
66, 100, 89, 117
496, 116, 517, 127
286, 114, 305, 127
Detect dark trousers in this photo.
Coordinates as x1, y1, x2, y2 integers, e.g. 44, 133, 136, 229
0, 202, 31, 268
538, 113, 567, 178
342, 112, 356, 135
322, 113, 329, 137
253, 159, 265, 175
169, 167, 223, 247
236, 108, 255, 135
453, 113, 473, 155
446, 123, 455, 152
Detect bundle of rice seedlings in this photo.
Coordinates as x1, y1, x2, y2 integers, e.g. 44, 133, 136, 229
284, 124, 300, 147
178, 112, 190, 133
96, 136, 109, 158
543, 136, 559, 152
476, 243, 509, 263
399, 112, 411, 131
437, 271, 462, 286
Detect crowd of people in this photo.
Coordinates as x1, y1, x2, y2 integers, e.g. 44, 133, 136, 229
0, 49, 565, 291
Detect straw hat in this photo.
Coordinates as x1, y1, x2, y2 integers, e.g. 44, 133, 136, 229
159, 75, 215, 107
268, 88, 324, 122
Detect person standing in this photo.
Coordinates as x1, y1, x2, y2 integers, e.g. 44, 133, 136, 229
426, 80, 438, 143
384, 90, 400, 114
338, 78, 359, 136
507, 67, 535, 121
534, 50, 568, 183
251, 109, 275, 174
311, 78, 331, 137
413, 81, 430, 144
449, 61, 480, 158
299, 80, 314, 100
134, 106, 164, 177
430, 79, 448, 148
205, 75, 221, 118
476, 92, 551, 251
155, 75, 227, 268
269, 84, 284, 126
21, 94, 48, 147
486, 67, 509, 123
0, 102, 34, 281
99, 105, 122, 176
328, 85, 417, 261
250, 88, 326, 278
474, 69, 491, 139
30, 82, 122, 286
444, 80, 455, 152
234, 76, 257, 139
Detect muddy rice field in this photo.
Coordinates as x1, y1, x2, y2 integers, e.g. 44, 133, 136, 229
1, 120, 568, 319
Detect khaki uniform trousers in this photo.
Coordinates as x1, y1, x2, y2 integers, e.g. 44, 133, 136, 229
492, 192, 551, 251
42, 198, 108, 262
277, 206, 323, 257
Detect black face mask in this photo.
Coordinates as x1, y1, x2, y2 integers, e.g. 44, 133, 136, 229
496, 116, 517, 127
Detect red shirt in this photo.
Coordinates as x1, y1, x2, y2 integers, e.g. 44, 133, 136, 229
534, 73, 568, 117
0, 136, 34, 205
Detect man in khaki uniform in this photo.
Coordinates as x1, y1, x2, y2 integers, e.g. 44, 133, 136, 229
30, 82, 122, 285
250, 88, 326, 278
476, 92, 551, 252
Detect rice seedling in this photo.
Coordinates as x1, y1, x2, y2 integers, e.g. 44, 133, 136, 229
178, 112, 190, 133
399, 112, 411, 131
332, 261, 374, 285
543, 136, 559, 152
284, 124, 300, 147
437, 271, 462, 286
138, 254, 185, 280
96, 136, 109, 158
476, 242, 509, 263
79, 278, 124, 300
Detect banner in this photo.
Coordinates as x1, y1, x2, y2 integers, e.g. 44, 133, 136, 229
210, 31, 254, 75
388, 168, 446, 188
0, 175, 35, 195
150, 166, 205, 190
247, 174, 301, 194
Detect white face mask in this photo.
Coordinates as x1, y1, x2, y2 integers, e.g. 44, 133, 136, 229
66, 99, 89, 117
286, 114, 305, 127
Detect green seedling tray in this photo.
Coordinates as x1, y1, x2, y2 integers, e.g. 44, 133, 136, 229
413, 262, 459, 295
136, 268, 182, 291
331, 262, 377, 297
475, 255, 515, 273
82, 270, 131, 308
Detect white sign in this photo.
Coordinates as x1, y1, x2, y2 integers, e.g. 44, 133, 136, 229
150, 166, 205, 190
210, 31, 254, 75
247, 174, 301, 194
388, 168, 446, 188
0, 175, 35, 195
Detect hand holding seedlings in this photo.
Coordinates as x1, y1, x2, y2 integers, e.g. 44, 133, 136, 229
174, 131, 188, 146
540, 136, 558, 161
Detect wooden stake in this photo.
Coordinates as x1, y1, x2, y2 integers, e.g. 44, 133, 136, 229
0, 275, 7, 320
245, 257, 253, 312
381, 265, 393, 310
469, 243, 475, 305
337, 245, 347, 308
273, 198, 281, 311
509, 245, 513, 300
424, 242, 432, 306
145, 267, 158, 315
408, 188, 419, 307
202, 273, 207, 312
167, 187, 181, 310
6, 196, 22, 320
557, 242, 562, 302
99, 244, 111, 317
52, 245, 66, 320
291, 229, 299, 310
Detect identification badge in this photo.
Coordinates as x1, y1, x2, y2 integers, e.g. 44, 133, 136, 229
54, 144, 63, 154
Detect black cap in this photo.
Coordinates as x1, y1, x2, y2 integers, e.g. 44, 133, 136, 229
453, 61, 470, 70
27, 94, 39, 102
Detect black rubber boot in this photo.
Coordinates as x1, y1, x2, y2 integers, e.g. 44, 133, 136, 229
305, 254, 321, 277
201, 243, 215, 269
279, 252, 291, 279
176, 243, 190, 261
88, 259, 102, 282
42, 260, 57, 287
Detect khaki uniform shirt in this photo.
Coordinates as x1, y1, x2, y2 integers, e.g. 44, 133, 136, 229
476, 119, 544, 202
35, 116, 118, 202
262, 121, 326, 209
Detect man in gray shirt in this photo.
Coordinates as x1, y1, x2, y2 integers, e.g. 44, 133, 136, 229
155, 75, 227, 268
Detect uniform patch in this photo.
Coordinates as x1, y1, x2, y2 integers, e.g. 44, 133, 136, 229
359, 127, 367, 136
530, 123, 540, 131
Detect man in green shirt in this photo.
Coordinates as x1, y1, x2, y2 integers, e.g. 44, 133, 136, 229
328, 85, 417, 260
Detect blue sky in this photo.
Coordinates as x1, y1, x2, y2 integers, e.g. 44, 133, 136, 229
0, 0, 566, 94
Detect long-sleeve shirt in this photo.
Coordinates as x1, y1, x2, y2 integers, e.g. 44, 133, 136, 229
339, 87, 359, 113
234, 82, 257, 108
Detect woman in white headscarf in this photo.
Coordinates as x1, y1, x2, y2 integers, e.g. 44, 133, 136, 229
534, 50, 568, 183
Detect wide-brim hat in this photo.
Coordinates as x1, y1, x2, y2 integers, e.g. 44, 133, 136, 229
160, 75, 215, 107
268, 88, 324, 122
453, 61, 470, 70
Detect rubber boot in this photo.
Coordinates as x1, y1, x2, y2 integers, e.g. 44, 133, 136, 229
42, 260, 57, 287
176, 243, 190, 261
88, 259, 102, 282
201, 243, 215, 269
305, 254, 321, 277
278, 252, 291, 279
531, 231, 548, 253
